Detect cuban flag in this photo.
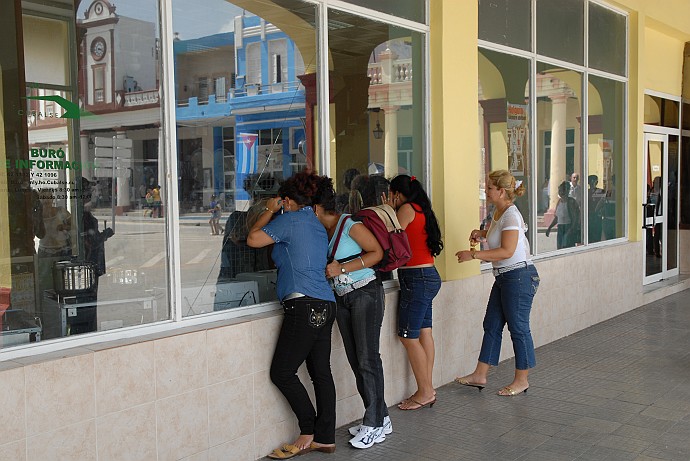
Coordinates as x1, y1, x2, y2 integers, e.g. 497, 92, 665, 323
237, 133, 258, 174
235, 133, 259, 201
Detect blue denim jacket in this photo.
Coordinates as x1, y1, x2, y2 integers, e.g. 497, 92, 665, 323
262, 206, 335, 302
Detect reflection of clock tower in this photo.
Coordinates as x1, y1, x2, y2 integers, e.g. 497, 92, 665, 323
80, 0, 118, 107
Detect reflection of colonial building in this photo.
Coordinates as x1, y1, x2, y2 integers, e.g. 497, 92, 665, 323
174, 15, 307, 211
367, 42, 414, 177
77, 0, 162, 212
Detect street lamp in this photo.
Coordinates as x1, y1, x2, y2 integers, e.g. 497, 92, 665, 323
372, 116, 383, 140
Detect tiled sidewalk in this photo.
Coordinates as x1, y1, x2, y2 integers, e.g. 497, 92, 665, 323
316, 288, 690, 461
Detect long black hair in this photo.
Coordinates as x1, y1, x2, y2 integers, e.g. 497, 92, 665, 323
389, 175, 443, 257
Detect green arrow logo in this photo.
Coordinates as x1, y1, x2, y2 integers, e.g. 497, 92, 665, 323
24, 95, 93, 119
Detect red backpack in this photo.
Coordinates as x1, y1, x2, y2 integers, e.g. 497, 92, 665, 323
353, 204, 412, 272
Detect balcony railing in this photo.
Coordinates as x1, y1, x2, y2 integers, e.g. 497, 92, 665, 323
123, 89, 160, 107
176, 80, 303, 107
368, 58, 413, 85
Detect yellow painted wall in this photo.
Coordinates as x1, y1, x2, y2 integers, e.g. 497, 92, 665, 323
430, 0, 479, 281
644, 27, 685, 95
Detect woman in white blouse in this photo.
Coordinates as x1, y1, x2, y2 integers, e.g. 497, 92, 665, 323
455, 170, 540, 396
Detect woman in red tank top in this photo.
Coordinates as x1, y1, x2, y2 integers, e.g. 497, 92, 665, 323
385, 175, 443, 411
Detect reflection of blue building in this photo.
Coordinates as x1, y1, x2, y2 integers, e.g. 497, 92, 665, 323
174, 15, 306, 209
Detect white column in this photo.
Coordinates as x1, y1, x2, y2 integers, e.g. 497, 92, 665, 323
382, 105, 399, 178
80, 132, 92, 181
548, 95, 567, 212
115, 131, 130, 210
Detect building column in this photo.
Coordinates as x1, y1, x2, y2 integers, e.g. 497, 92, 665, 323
382, 105, 399, 178
80, 132, 92, 181
115, 130, 130, 213
547, 95, 568, 216
157, 125, 165, 215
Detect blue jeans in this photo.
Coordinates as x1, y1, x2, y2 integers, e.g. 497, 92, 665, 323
397, 267, 442, 339
270, 296, 337, 443
335, 279, 388, 428
478, 265, 540, 370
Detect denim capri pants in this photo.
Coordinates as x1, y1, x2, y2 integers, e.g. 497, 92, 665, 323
397, 266, 442, 339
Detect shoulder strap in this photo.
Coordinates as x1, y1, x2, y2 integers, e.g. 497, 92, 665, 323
366, 204, 402, 232
330, 215, 351, 258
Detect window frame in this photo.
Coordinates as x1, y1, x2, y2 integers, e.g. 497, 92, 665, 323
478, 0, 629, 264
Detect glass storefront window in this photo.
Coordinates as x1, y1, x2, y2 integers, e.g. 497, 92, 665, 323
339, 0, 425, 24
0, 0, 171, 348
644, 94, 680, 129
327, 8, 425, 216
478, 0, 531, 52
587, 75, 625, 242
537, 0, 584, 66
536, 62, 583, 253
478, 48, 532, 249
588, 2, 626, 77
172, 0, 316, 315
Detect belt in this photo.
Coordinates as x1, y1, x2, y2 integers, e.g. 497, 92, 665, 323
283, 292, 306, 301
492, 261, 533, 276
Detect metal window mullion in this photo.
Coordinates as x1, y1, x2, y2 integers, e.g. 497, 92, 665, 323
159, 0, 183, 322
316, 2, 330, 175
529, 0, 538, 254
326, 0, 428, 32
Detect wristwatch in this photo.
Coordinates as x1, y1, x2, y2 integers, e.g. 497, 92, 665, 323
340, 265, 347, 274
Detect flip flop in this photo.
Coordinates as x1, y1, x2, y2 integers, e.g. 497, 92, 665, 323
399, 397, 436, 411
266, 444, 313, 459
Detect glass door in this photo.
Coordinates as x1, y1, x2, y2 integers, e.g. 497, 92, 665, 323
643, 133, 679, 284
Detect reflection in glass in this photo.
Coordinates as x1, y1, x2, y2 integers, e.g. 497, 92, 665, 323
327, 9, 425, 211
644, 94, 680, 129
5, 0, 171, 346
667, 135, 679, 271
588, 76, 625, 242
588, 3, 626, 77
337, 0, 425, 24
537, 0, 584, 66
477, 48, 531, 249
172, 0, 316, 315
478, 0, 531, 51
536, 62, 583, 253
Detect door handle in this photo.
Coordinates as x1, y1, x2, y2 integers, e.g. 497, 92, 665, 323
642, 203, 656, 229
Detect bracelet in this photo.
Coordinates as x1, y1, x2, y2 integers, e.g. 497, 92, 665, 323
264, 207, 274, 214
470, 248, 476, 259
358, 256, 365, 269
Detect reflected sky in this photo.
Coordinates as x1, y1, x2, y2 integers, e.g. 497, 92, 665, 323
77, 0, 246, 39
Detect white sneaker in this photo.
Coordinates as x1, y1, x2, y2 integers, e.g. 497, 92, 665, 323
348, 415, 393, 436
349, 425, 385, 449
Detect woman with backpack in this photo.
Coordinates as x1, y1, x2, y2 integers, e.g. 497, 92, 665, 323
386, 175, 443, 411
312, 175, 390, 449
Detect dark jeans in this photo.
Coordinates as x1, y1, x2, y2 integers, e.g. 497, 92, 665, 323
479, 265, 540, 370
270, 296, 337, 444
336, 279, 388, 428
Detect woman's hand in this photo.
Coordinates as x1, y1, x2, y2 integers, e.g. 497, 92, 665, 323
381, 191, 393, 207
325, 260, 342, 279
456, 250, 473, 263
266, 197, 283, 214
469, 229, 484, 247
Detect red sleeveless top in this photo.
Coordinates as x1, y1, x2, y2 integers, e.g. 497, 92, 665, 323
404, 203, 434, 266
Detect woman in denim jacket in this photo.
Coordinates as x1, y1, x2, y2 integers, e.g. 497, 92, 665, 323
455, 169, 540, 396
248, 171, 337, 458
312, 175, 390, 450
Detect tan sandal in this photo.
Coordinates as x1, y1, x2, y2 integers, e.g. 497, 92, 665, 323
497, 386, 528, 396
267, 444, 313, 459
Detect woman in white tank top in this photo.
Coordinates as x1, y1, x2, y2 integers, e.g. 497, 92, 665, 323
454, 170, 540, 396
